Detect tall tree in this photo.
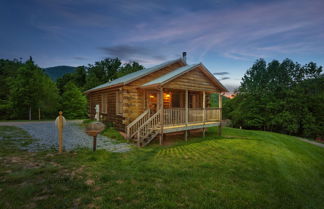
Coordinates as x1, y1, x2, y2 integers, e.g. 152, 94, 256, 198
61, 82, 87, 119
0, 59, 22, 119
9, 58, 44, 119
39, 75, 60, 118
225, 59, 323, 139
8, 58, 60, 120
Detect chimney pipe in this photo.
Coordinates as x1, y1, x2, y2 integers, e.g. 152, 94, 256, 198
182, 52, 187, 64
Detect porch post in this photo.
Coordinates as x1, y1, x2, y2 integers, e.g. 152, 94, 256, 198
218, 93, 223, 136
185, 89, 188, 141
203, 91, 206, 137
143, 89, 146, 110
159, 88, 164, 145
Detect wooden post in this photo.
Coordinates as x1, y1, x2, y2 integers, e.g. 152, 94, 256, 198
38, 108, 41, 120
143, 89, 146, 110
93, 136, 97, 151
58, 111, 63, 153
137, 131, 141, 147
218, 93, 222, 136
185, 89, 188, 141
159, 88, 164, 145
203, 91, 206, 138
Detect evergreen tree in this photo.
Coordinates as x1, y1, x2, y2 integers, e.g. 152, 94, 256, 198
8, 58, 60, 119
39, 75, 60, 118
61, 82, 87, 119
9, 58, 44, 119
0, 59, 22, 119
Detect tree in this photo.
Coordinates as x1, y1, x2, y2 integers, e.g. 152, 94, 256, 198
39, 76, 60, 118
225, 59, 323, 139
61, 82, 87, 119
8, 58, 60, 120
117, 61, 144, 77
0, 59, 22, 119
9, 58, 44, 119
74, 66, 87, 88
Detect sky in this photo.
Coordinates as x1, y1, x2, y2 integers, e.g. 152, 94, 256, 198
1, 0, 323, 90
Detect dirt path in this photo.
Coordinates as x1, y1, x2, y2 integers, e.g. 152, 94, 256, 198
0, 120, 131, 152
0, 120, 83, 126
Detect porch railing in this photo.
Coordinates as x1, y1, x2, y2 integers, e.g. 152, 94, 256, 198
206, 108, 221, 122
163, 108, 221, 126
163, 108, 186, 126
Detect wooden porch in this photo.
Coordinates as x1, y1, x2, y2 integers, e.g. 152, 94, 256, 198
126, 88, 223, 147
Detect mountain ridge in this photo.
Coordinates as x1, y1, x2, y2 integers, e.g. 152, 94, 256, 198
43, 65, 76, 80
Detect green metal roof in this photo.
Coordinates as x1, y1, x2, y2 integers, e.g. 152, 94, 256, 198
142, 63, 200, 87
86, 58, 183, 92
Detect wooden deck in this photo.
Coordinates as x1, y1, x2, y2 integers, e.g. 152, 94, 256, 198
163, 121, 220, 133
126, 89, 224, 146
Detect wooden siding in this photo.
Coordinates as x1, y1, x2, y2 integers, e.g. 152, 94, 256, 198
121, 61, 186, 125
164, 68, 220, 92
86, 60, 223, 132
87, 87, 126, 131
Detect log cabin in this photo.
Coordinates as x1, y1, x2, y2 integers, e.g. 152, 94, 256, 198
85, 53, 228, 146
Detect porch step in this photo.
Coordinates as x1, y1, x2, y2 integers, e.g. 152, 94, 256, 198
132, 131, 159, 147
142, 131, 159, 147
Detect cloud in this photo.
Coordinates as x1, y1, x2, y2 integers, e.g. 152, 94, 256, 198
118, 0, 324, 62
220, 77, 230, 80
17, 0, 324, 81
214, 72, 229, 75
223, 84, 239, 92
99, 45, 167, 64
73, 56, 88, 60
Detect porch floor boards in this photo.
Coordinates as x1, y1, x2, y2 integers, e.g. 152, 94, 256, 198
162, 121, 220, 133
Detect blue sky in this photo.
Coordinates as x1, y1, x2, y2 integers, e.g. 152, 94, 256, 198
1, 0, 323, 89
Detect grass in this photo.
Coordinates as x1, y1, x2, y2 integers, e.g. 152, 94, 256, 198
102, 127, 126, 142
0, 126, 324, 209
82, 119, 126, 142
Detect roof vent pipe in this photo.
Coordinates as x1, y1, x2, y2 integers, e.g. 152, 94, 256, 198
182, 52, 187, 64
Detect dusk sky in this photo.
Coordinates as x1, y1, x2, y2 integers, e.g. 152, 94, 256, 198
1, 0, 323, 89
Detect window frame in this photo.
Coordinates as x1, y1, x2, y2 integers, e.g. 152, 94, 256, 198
116, 90, 123, 115
101, 94, 108, 114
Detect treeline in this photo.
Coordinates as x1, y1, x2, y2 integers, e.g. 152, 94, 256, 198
0, 57, 143, 120
56, 58, 143, 93
224, 59, 324, 139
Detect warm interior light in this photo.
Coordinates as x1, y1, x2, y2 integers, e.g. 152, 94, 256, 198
149, 95, 155, 98
165, 93, 170, 98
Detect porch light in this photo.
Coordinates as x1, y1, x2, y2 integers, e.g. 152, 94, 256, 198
149, 95, 155, 98
165, 93, 171, 98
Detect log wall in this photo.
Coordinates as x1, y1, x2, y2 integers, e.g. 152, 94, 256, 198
164, 68, 220, 92
87, 61, 186, 132
122, 61, 185, 125
87, 87, 125, 131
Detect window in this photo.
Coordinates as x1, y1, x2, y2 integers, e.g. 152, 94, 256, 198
101, 94, 108, 113
116, 90, 123, 115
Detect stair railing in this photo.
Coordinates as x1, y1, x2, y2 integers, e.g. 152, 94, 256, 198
126, 109, 150, 140
136, 109, 161, 146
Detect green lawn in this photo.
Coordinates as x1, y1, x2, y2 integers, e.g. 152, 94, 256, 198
0, 126, 324, 209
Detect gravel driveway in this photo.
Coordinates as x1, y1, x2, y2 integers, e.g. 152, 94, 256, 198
0, 121, 131, 152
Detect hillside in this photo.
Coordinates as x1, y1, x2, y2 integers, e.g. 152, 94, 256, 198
43, 65, 76, 80
0, 126, 323, 208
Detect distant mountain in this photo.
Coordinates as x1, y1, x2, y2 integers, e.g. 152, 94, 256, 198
43, 66, 76, 80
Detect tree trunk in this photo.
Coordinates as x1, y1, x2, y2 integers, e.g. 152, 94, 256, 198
29, 106, 32, 120
38, 108, 40, 120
